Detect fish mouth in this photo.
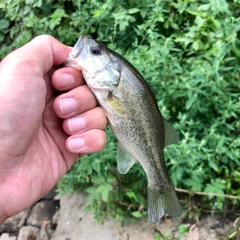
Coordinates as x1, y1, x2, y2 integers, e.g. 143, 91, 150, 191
63, 35, 88, 69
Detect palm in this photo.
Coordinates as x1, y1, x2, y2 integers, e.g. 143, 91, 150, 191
0, 72, 77, 217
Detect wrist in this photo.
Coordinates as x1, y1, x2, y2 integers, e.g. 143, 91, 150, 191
0, 192, 10, 224
0, 204, 7, 224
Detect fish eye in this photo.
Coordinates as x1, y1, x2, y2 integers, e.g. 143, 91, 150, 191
91, 46, 101, 55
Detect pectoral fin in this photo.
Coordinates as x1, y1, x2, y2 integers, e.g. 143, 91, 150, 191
163, 118, 180, 147
117, 142, 136, 174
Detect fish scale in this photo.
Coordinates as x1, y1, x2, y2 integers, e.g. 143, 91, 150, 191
64, 35, 182, 223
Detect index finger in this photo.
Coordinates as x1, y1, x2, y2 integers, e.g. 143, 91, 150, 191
51, 67, 84, 91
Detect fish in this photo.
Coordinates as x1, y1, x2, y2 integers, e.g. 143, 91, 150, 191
64, 35, 182, 223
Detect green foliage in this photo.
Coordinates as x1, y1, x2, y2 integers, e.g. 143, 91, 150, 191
155, 224, 189, 240
1, 0, 240, 222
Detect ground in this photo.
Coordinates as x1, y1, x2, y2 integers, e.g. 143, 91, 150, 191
0, 189, 239, 240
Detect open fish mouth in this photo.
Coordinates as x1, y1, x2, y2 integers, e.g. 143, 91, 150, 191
63, 35, 88, 69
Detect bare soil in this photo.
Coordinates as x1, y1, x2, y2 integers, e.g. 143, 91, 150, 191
0, 190, 239, 240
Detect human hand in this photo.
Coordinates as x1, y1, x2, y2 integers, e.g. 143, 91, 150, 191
0, 35, 107, 223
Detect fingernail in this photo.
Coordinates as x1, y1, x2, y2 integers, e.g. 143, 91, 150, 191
68, 138, 85, 151
68, 116, 87, 133
59, 73, 74, 89
60, 98, 78, 116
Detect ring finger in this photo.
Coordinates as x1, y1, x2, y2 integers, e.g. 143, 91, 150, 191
63, 107, 107, 135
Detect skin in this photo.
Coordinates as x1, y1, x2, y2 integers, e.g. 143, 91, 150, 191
0, 35, 107, 223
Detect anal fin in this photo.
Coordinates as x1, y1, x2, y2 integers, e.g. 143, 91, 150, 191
117, 142, 136, 174
163, 118, 180, 147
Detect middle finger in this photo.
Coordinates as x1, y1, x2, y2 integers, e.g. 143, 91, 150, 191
53, 85, 97, 118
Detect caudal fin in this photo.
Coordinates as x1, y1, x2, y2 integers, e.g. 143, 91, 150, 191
147, 185, 182, 223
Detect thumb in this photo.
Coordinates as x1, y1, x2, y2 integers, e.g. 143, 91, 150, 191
12, 35, 71, 74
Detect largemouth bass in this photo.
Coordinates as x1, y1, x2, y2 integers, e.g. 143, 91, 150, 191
64, 35, 182, 223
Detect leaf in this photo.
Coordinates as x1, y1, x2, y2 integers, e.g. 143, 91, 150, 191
49, 8, 69, 29
128, 8, 140, 14
0, 20, 9, 31
107, 174, 116, 183
126, 191, 135, 198
99, 183, 113, 202
186, 92, 197, 110
195, 16, 205, 28
155, 232, 161, 240
208, 160, 219, 172
140, 9, 147, 18
216, 135, 225, 153
131, 211, 143, 218
178, 224, 190, 233
198, 4, 211, 11
92, 161, 101, 175
91, 175, 105, 184
0, 3, 5, 8
51, 8, 69, 19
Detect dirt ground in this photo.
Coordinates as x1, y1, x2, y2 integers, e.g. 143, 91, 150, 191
0, 190, 240, 240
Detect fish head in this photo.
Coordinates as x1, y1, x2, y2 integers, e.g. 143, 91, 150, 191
64, 35, 120, 91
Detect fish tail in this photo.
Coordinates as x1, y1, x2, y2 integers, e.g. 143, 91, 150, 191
147, 185, 182, 223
